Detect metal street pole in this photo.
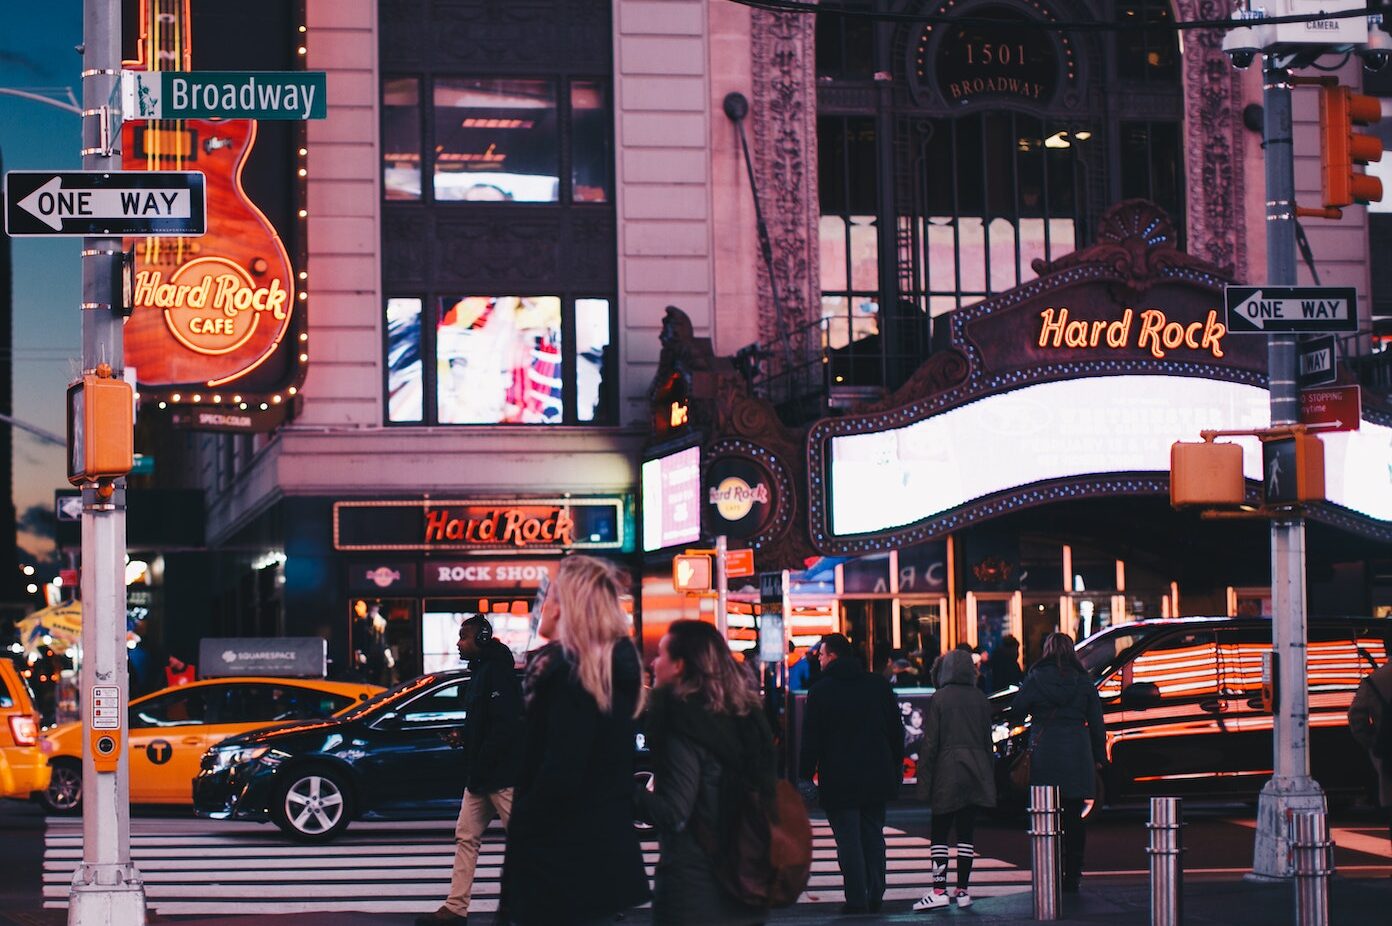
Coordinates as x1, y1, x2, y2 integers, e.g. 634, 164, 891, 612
715, 534, 729, 637
1251, 57, 1325, 881
68, 0, 146, 923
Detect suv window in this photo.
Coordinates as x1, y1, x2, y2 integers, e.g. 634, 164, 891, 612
0, 665, 13, 708
130, 688, 209, 728
396, 683, 467, 727
1308, 625, 1389, 693
1216, 628, 1268, 698
1111, 631, 1218, 702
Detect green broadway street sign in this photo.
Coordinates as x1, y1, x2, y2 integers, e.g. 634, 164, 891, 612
122, 71, 327, 121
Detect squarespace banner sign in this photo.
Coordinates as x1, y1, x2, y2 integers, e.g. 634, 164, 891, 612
334, 499, 628, 552
122, 0, 306, 411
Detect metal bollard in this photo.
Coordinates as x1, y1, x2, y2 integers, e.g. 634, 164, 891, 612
1028, 784, 1062, 921
1291, 811, 1331, 926
1146, 797, 1184, 926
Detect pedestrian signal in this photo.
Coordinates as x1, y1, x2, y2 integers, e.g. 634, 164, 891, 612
1319, 84, 1383, 209
1261, 432, 1324, 506
672, 554, 713, 593
1170, 441, 1245, 508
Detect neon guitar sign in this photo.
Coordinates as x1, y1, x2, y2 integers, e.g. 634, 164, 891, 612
122, 0, 298, 391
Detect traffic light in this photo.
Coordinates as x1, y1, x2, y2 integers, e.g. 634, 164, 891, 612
1319, 84, 1383, 209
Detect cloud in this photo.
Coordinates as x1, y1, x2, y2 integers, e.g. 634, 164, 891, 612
17, 503, 56, 540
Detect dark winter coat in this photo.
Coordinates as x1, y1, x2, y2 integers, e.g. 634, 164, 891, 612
637, 688, 775, 926
460, 637, 523, 794
1348, 662, 1392, 807
915, 650, 997, 814
501, 639, 651, 924
1009, 662, 1106, 800
799, 655, 904, 810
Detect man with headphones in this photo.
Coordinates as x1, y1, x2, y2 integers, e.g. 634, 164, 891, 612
418, 615, 524, 926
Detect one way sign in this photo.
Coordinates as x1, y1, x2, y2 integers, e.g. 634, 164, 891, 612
1224, 285, 1358, 334
4, 170, 206, 237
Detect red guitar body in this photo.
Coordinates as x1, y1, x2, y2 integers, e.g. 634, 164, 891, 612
123, 0, 295, 389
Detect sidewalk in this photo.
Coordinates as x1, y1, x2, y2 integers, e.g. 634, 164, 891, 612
8, 875, 1387, 926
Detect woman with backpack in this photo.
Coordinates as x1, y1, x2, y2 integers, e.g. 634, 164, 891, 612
638, 619, 779, 925
1008, 632, 1106, 894
500, 556, 651, 925
912, 648, 996, 911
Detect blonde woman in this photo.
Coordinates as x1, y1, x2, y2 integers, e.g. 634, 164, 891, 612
500, 556, 650, 925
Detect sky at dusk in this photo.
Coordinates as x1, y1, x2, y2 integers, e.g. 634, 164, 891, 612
2, 2, 89, 559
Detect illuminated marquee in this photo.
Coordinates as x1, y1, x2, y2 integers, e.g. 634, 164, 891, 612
1036, 307, 1227, 359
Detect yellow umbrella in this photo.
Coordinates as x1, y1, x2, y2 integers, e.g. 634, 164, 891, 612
17, 602, 83, 653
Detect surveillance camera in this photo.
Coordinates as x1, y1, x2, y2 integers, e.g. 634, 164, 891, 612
1227, 49, 1258, 69
1361, 21, 1392, 72
1362, 49, 1390, 72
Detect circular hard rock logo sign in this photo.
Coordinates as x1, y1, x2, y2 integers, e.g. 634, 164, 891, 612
704, 455, 777, 540
134, 256, 290, 356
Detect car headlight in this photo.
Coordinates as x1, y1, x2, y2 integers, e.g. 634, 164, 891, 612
206, 745, 272, 771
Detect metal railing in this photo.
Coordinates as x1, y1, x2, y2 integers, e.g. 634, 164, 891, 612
1291, 810, 1332, 926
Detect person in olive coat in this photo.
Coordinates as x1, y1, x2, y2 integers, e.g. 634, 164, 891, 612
912, 648, 996, 911
638, 619, 777, 926
1009, 632, 1106, 893
500, 557, 651, 925
799, 633, 904, 914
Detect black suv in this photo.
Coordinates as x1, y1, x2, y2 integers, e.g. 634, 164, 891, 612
194, 669, 650, 841
991, 616, 1389, 810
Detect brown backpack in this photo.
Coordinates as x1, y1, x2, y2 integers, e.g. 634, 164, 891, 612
695, 778, 813, 908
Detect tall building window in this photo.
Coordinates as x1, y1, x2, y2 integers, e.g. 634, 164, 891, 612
384, 295, 615, 426
381, 76, 612, 205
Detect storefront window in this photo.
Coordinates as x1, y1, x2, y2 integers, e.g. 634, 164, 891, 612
382, 78, 422, 200
433, 78, 559, 202
386, 297, 423, 422
350, 598, 419, 687
424, 598, 536, 670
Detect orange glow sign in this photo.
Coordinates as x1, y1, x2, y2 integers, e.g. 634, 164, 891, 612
121, 0, 305, 409
1036, 307, 1227, 360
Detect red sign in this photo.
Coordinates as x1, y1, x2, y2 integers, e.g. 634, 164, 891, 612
1300, 385, 1361, 432
725, 548, 755, 578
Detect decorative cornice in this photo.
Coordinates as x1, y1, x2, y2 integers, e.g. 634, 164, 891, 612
750, 7, 822, 360
1176, 0, 1249, 280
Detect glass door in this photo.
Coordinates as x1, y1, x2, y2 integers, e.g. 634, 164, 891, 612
900, 597, 949, 671
965, 591, 1022, 655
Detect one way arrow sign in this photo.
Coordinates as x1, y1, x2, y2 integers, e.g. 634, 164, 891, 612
1224, 285, 1358, 334
4, 170, 206, 237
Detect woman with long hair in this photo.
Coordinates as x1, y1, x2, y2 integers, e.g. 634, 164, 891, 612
500, 556, 650, 925
638, 619, 777, 926
1009, 632, 1106, 893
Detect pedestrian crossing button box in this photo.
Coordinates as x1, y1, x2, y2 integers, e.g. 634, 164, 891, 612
1169, 441, 1245, 508
66, 366, 134, 486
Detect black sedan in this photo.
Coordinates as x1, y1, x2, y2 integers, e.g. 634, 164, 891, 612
193, 670, 650, 842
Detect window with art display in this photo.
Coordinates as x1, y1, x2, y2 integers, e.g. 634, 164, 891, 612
385, 295, 614, 426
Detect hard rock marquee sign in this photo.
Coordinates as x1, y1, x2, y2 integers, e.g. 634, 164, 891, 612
333, 498, 628, 552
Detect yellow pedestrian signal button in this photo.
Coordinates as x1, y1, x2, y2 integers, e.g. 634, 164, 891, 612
673, 554, 713, 593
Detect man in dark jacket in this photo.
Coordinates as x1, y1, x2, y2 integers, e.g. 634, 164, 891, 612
418, 616, 523, 926
799, 633, 904, 914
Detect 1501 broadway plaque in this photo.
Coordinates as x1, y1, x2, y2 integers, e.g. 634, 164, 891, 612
926, 7, 1061, 106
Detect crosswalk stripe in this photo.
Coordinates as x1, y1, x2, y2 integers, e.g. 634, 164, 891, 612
42, 817, 1031, 914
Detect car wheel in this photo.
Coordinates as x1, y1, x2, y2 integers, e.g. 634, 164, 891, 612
40, 759, 82, 815
272, 767, 352, 842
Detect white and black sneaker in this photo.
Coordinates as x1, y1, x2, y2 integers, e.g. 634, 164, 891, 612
954, 888, 973, 908
913, 889, 951, 912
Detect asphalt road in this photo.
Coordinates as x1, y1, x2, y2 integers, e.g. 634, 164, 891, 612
1, 798, 1388, 924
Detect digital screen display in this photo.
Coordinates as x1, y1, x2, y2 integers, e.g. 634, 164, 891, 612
641, 446, 702, 552
828, 375, 1392, 535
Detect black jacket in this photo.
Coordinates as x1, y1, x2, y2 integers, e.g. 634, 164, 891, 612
799, 656, 904, 810
502, 639, 651, 924
461, 638, 523, 794
1009, 662, 1107, 800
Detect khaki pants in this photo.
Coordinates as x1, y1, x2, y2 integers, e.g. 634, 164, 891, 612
444, 787, 513, 915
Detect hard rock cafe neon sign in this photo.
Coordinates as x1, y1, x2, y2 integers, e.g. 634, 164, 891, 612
1036, 307, 1227, 360
134, 257, 290, 355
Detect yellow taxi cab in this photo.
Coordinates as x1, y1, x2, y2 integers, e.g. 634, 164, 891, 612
1, 658, 52, 800
39, 675, 380, 813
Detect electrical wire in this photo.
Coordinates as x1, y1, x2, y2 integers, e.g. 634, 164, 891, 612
728, 0, 1381, 34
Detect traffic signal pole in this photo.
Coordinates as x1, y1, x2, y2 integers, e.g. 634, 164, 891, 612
68, 1, 146, 923
1251, 59, 1325, 881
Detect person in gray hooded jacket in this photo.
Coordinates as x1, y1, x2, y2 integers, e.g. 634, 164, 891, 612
912, 649, 996, 912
